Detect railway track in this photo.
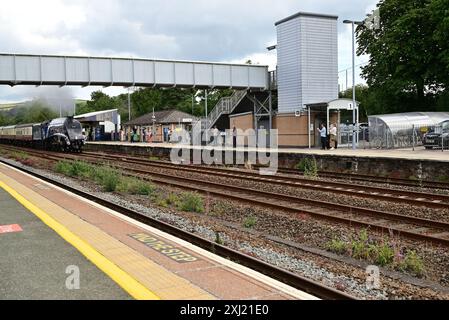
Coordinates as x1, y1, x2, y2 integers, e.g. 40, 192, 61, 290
0, 157, 355, 300
271, 167, 449, 191
80, 151, 449, 210
3, 145, 449, 247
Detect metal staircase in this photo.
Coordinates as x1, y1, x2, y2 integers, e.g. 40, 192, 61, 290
207, 90, 247, 129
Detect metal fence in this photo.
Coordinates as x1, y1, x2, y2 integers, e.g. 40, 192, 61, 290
338, 124, 448, 151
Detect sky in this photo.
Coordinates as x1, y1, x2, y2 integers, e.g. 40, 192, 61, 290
0, 0, 378, 105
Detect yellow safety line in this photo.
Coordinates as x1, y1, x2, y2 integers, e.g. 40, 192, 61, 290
0, 179, 160, 301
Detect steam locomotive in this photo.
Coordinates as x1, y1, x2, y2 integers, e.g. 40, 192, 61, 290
0, 117, 85, 152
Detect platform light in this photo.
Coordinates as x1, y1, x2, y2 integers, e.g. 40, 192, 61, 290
343, 19, 363, 150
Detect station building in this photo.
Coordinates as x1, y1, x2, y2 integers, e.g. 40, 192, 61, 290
123, 109, 198, 143
209, 11, 356, 148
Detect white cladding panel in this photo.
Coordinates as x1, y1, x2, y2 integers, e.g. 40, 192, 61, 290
277, 18, 302, 114
231, 66, 249, 87
250, 67, 268, 88
66, 57, 89, 82
155, 61, 175, 84
175, 62, 194, 85
194, 64, 213, 86
42, 57, 65, 82
16, 56, 40, 81
277, 14, 338, 113
134, 60, 155, 84
112, 59, 133, 83
0, 54, 268, 89
213, 65, 231, 87
300, 16, 338, 105
90, 58, 112, 82
0, 55, 15, 81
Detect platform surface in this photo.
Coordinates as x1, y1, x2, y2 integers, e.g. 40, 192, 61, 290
0, 162, 312, 300
0, 188, 132, 300
88, 142, 449, 162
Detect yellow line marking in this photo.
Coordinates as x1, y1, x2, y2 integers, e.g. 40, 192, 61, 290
0, 179, 160, 301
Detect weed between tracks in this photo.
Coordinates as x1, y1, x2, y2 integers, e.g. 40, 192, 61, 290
296, 157, 318, 178
55, 160, 154, 195
55, 160, 206, 214
326, 229, 425, 277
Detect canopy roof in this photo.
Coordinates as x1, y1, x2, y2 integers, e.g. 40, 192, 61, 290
75, 109, 119, 124
369, 112, 449, 132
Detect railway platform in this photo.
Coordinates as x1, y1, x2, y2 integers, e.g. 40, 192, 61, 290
87, 141, 449, 162
0, 162, 314, 300
86, 141, 449, 182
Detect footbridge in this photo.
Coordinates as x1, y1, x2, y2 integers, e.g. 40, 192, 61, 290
0, 53, 269, 90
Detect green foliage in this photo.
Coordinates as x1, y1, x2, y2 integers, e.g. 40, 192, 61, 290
373, 243, 395, 267
326, 229, 425, 276
437, 175, 449, 183
356, 0, 449, 114
55, 160, 119, 192
399, 250, 425, 276
296, 157, 318, 178
215, 231, 224, 245
242, 216, 257, 229
54, 161, 73, 176
166, 193, 180, 206
118, 177, 155, 195
92, 166, 120, 192
177, 192, 204, 213
1, 100, 59, 125
11, 151, 29, 161
326, 239, 347, 255
212, 200, 234, 216
69, 161, 92, 178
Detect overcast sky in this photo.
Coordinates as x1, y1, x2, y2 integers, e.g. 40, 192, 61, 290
0, 0, 378, 104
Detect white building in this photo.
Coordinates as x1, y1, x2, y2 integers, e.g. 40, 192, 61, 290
276, 11, 339, 114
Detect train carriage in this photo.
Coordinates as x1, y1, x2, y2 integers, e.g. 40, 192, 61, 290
0, 126, 16, 142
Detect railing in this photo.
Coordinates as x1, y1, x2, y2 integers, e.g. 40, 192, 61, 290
207, 90, 247, 128
338, 123, 448, 151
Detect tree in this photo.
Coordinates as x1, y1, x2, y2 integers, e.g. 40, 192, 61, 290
11, 100, 58, 124
357, 0, 448, 113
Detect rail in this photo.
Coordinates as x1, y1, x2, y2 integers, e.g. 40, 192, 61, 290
0, 156, 355, 300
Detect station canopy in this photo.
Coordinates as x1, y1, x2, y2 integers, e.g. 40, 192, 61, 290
75, 109, 120, 125
368, 112, 449, 134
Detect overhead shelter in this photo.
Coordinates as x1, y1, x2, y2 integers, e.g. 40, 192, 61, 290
75, 109, 120, 141
0, 53, 269, 90
368, 112, 449, 148
302, 99, 358, 148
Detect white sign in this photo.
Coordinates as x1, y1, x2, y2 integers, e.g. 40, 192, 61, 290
182, 118, 193, 123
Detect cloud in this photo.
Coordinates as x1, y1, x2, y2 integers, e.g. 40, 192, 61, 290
0, 0, 379, 101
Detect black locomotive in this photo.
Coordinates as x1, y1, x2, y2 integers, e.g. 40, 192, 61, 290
0, 117, 85, 152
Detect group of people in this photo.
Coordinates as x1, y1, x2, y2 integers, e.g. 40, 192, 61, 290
317, 123, 338, 150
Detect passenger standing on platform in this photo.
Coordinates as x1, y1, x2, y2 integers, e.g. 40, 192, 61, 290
168, 129, 172, 143
330, 124, 337, 150
317, 124, 327, 150
232, 126, 237, 148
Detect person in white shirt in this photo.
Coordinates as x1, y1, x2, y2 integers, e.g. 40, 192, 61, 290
317, 124, 327, 150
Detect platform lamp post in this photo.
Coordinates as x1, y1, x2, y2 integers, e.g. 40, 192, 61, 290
343, 19, 363, 150
127, 87, 132, 121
